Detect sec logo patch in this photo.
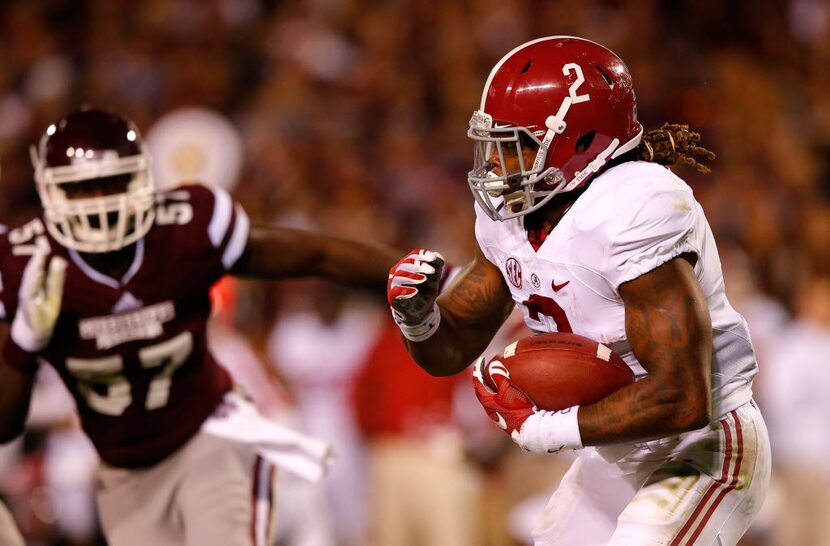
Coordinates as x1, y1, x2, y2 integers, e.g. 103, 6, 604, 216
505, 258, 522, 288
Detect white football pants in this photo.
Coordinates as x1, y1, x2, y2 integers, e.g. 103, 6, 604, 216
533, 400, 771, 545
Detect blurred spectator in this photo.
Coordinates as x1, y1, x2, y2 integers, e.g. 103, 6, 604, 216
720, 243, 790, 368
352, 317, 482, 546
267, 283, 384, 546
758, 274, 830, 546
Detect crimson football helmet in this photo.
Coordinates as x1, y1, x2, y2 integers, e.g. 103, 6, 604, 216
468, 36, 643, 221
31, 107, 155, 253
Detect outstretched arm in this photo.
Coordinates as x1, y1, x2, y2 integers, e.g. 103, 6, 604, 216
578, 254, 713, 444
230, 225, 402, 291
395, 244, 515, 376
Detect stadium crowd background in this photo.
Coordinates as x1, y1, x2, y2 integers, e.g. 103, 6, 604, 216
0, 1, 828, 545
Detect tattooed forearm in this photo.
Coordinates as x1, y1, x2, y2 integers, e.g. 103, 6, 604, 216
404, 250, 513, 376
578, 256, 713, 445
442, 260, 513, 324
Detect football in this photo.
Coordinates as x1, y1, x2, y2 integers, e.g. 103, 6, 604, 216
483, 332, 635, 411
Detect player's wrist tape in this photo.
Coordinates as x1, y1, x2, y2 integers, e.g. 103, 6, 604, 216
391, 303, 441, 342
513, 406, 583, 453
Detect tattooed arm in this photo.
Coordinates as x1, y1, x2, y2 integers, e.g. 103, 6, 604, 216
403, 244, 515, 376
578, 254, 713, 445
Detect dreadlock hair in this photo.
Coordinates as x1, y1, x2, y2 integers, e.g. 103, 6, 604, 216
633, 123, 716, 174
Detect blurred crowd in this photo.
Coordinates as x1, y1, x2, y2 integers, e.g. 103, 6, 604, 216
0, 0, 829, 545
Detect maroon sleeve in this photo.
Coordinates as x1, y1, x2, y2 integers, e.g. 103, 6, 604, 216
160, 184, 250, 287
0, 228, 19, 322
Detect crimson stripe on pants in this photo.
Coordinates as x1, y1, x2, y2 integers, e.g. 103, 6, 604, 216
669, 411, 741, 545
686, 410, 744, 544
263, 464, 276, 542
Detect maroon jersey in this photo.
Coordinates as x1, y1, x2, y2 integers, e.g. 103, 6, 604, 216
0, 184, 250, 468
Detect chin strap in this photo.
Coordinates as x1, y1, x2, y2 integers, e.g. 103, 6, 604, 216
562, 125, 645, 191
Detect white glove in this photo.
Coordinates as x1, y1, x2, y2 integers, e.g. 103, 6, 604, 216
11, 252, 67, 353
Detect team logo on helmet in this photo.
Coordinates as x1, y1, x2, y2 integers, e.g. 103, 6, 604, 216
505, 258, 522, 288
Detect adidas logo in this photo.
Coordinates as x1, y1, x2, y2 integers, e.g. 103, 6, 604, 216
112, 291, 144, 314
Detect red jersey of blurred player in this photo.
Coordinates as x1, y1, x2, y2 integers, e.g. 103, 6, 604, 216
0, 183, 240, 467
0, 107, 398, 546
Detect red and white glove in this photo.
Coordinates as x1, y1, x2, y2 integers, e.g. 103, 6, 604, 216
472, 356, 583, 453
387, 249, 444, 342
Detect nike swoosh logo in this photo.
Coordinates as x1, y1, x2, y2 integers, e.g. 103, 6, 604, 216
552, 280, 570, 291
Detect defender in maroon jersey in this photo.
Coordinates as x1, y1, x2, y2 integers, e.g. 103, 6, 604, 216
0, 107, 399, 546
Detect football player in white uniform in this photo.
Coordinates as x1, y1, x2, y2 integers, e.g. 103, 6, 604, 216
387, 36, 771, 545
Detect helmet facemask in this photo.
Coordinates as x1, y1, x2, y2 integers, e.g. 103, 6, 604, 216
31, 147, 156, 253
467, 111, 565, 222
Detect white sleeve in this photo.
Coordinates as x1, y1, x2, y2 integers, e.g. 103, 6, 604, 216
203, 185, 250, 271
602, 187, 702, 290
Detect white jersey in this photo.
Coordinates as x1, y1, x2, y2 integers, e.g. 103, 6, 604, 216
475, 161, 756, 419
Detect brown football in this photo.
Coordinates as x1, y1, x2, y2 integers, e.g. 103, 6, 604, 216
484, 332, 635, 411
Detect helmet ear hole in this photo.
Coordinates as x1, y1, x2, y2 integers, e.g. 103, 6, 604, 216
575, 131, 596, 153
595, 66, 613, 88
518, 131, 540, 150
520, 59, 534, 74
